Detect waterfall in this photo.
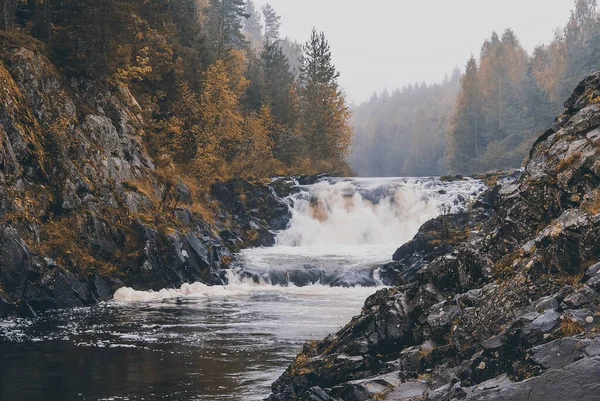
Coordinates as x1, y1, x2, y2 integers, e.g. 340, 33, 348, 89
114, 176, 485, 301
235, 177, 484, 287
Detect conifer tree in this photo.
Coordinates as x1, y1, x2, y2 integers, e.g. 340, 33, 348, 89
243, 0, 262, 48
262, 39, 294, 124
262, 3, 280, 44
447, 56, 484, 174
299, 28, 352, 164
204, 0, 248, 60
30, 0, 51, 40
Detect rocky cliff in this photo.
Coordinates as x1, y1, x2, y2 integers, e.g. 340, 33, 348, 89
268, 74, 600, 400
0, 41, 292, 318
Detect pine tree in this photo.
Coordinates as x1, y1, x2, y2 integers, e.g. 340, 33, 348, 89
204, 0, 248, 60
448, 56, 484, 174
280, 37, 303, 73
262, 39, 294, 124
299, 28, 352, 164
52, 0, 141, 77
243, 0, 262, 48
262, 3, 280, 44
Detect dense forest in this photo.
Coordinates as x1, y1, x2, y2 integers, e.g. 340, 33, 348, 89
351, 0, 600, 176
0, 0, 352, 183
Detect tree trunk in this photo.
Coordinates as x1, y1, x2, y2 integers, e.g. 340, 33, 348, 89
1, 0, 16, 31
31, 0, 51, 41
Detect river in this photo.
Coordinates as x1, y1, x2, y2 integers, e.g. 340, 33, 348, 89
0, 177, 484, 401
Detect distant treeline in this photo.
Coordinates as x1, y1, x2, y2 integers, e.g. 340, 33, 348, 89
351, 0, 600, 176
0, 0, 353, 182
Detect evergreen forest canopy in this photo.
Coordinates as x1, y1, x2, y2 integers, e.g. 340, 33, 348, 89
0, 0, 353, 182
351, 0, 600, 177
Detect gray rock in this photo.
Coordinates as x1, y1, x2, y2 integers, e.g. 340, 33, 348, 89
470, 374, 512, 392
186, 232, 210, 264
583, 338, 600, 357
427, 302, 461, 327
585, 262, 600, 280
535, 295, 559, 311
481, 334, 503, 351
300, 387, 334, 401
463, 356, 600, 401
565, 309, 594, 326
529, 310, 560, 333
564, 286, 598, 307
530, 337, 586, 370
384, 380, 427, 400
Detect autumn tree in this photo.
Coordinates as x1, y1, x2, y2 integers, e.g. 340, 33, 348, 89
195, 51, 249, 177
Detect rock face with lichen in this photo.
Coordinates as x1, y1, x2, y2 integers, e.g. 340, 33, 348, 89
0, 44, 291, 318
268, 74, 600, 401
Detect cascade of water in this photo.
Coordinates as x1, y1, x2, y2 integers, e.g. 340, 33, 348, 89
231, 177, 484, 288
114, 177, 485, 300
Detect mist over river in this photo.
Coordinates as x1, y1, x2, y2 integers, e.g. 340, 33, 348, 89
0, 177, 484, 401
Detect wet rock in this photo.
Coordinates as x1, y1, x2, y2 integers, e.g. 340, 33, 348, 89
211, 177, 292, 245
0, 292, 16, 318
90, 276, 113, 301
0, 228, 31, 298
21, 269, 92, 315
185, 232, 210, 266
296, 173, 330, 186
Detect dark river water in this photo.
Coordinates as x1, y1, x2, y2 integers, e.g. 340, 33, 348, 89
0, 287, 376, 401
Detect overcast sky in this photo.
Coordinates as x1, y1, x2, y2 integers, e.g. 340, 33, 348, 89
253, 0, 576, 104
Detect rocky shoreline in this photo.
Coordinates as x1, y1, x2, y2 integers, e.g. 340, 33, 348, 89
267, 74, 600, 400
0, 44, 302, 318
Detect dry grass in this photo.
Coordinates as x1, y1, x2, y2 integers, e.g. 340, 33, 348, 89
556, 152, 582, 173
32, 216, 96, 274
582, 190, 600, 214
559, 318, 585, 337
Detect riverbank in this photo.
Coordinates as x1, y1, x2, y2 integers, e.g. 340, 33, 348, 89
268, 73, 600, 401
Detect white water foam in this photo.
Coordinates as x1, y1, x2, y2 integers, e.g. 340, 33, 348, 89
113, 271, 379, 302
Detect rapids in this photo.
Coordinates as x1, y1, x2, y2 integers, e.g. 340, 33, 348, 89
0, 177, 484, 400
